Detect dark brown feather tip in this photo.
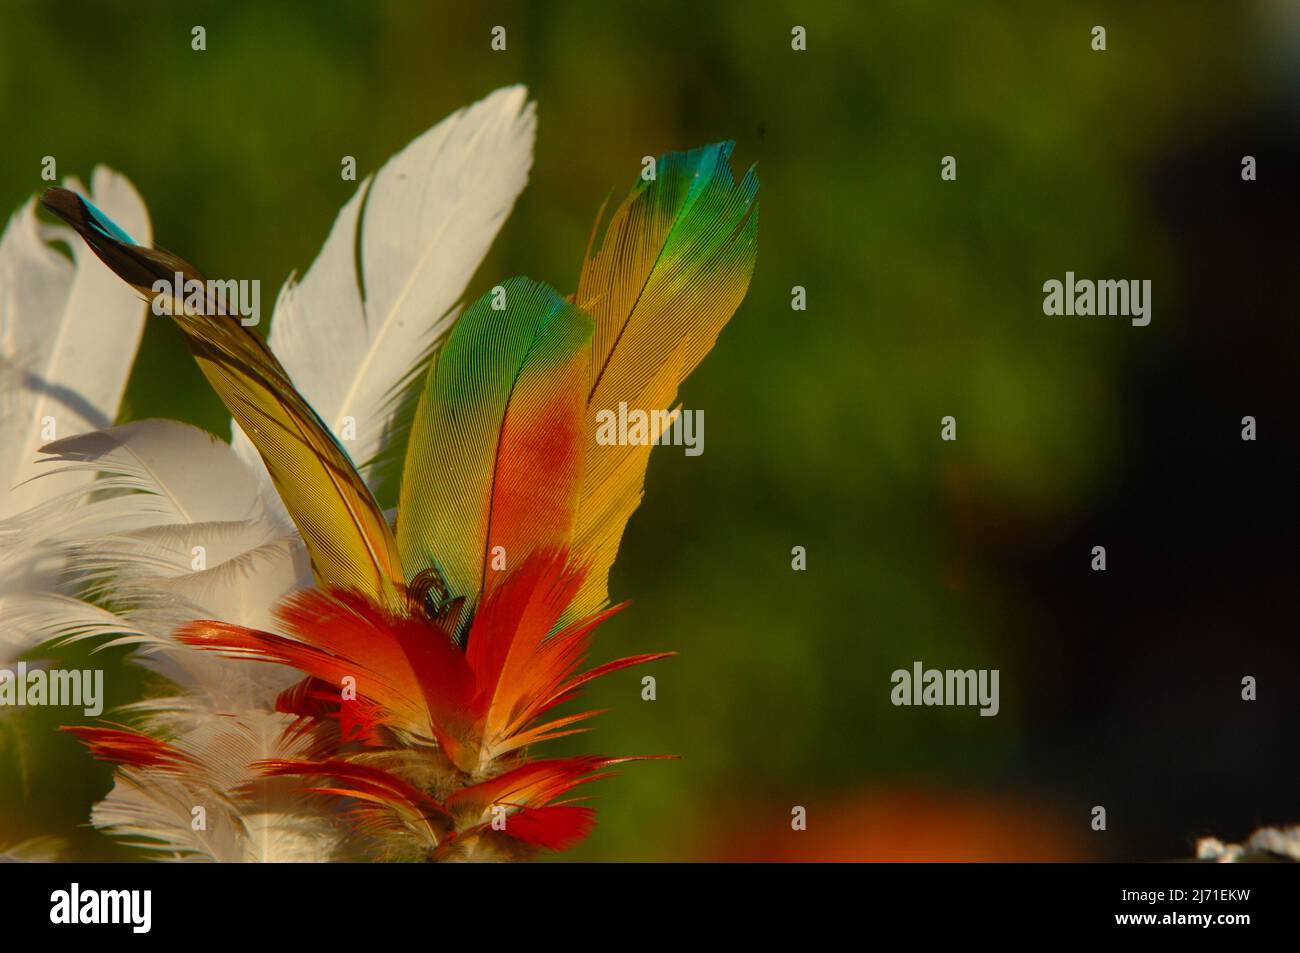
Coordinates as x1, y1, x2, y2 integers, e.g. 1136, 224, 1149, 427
39, 187, 85, 225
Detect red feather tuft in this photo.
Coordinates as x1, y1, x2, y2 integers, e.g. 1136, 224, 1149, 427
177, 549, 670, 774
61, 726, 196, 773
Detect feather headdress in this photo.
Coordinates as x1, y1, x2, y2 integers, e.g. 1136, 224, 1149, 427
2, 88, 534, 859
38, 99, 758, 859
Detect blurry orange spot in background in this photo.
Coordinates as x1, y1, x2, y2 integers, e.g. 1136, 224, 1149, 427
698, 788, 1095, 862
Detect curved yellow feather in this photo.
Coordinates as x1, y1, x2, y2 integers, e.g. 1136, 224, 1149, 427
40, 188, 406, 612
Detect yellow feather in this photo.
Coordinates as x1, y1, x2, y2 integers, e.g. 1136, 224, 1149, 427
40, 188, 406, 612
564, 143, 759, 621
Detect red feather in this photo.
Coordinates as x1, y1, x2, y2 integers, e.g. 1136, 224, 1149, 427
168, 550, 674, 857
500, 805, 597, 852
61, 726, 195, 773
177, 549, 671, 774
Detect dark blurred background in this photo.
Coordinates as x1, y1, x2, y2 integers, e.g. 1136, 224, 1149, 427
1, 0, 1297, 861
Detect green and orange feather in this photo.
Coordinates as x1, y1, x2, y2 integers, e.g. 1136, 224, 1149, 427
395, 277, 593, 635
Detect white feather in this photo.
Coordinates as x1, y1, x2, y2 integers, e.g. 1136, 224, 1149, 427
6, 419, 283, 543
0, 168, 149, 673
88, 711, 339, 862
0, 167, 150, 521
231, 85, 536, 488
5, 419, 309, 705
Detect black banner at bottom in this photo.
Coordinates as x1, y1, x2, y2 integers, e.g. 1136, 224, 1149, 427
0, 859, 1288, 940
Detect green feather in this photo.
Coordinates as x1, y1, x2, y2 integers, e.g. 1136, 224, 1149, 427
396, 276, 593, 636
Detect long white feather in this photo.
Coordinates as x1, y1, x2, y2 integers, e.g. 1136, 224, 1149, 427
231, 85, 536, 488
0, 167, 150, 521
0, 168, 149, 677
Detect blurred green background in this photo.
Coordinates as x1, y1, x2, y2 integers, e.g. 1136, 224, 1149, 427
2, 0, 1298, 861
